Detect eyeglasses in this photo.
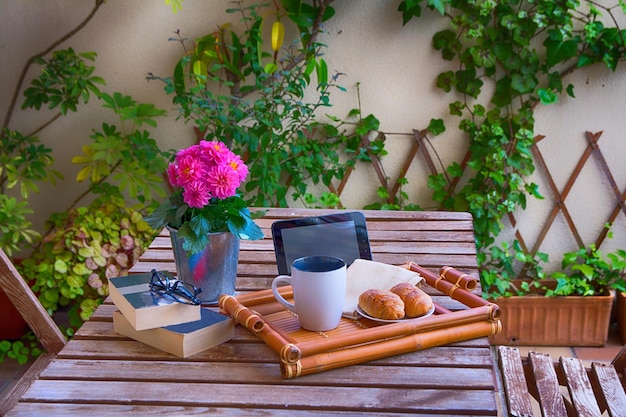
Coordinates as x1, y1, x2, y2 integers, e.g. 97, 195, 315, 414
149, 269, 202, 305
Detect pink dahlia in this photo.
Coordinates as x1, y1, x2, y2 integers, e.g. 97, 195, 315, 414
183, 181, 211, 208
207, 164, 240, 199
175, 154, 206, 186
226, 153, 249, 182
199, 140, 231, 165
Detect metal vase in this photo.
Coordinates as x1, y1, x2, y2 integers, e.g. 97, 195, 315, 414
168, 227, 240, 305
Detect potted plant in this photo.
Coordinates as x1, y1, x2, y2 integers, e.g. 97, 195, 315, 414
145, 140, 263, 304
487, 243, 625, 346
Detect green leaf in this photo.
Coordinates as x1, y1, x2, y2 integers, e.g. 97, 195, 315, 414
538, 88, 558, 104
511, 73, 537, 94
315, 59, 328, 85
447, 162, 463, 178
54, 259, 68, 274
436, 71, 454, 92
398, 0, 423, 25
427, 0, 446, 15
427, 119, 445, 135
432, 30, 458, 61
575, 264, 594, 279
264, 62, 278, 74
544, 38, 578, 67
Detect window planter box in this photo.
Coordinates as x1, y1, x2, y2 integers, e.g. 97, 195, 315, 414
488, 291, 614, 346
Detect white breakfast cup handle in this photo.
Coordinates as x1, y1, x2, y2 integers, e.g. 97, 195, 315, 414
271, 275, 296, 312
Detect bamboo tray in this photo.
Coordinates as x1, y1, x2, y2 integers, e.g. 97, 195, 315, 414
219, 262, 502, 378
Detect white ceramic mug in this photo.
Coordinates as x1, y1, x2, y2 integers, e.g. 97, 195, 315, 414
271, 255, 346, 332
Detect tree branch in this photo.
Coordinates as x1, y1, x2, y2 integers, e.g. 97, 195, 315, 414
1, 0, 105, 135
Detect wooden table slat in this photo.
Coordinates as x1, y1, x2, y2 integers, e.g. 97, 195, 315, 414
20, 380, 497, 414
40, 359, 496, 389
6, 403, 481, 417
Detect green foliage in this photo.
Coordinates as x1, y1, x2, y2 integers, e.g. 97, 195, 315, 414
145, 192, 264, 254
548, 245, 626, 296
303, 192, 342, 209
8, 88, 169, 336
399, 0, 626, 296
478, 240, 548, 298
364, 178, 422, 211
165, 0, 184, 14
22, 48, 105, 115
72, 92, 171, 206
0, 129, 62, 200
0, 333, 42, 365
1, 48, 103, 256
18, 197, 158, 328
151, 0, 379, 208
0, 195, 39, 257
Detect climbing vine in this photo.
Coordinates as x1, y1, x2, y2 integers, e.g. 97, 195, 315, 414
399, 0, 626, 296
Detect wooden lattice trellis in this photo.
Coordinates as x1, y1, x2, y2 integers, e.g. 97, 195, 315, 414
327, 128, 451, 204
510, 131, 626, 258
325, 129, 625, 263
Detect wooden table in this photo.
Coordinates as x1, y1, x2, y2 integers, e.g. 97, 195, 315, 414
6, 209, 502, 416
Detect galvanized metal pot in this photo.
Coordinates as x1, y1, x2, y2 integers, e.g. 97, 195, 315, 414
168, 227, 240, 305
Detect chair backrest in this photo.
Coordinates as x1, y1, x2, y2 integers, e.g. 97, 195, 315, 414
0, 248, 66, 354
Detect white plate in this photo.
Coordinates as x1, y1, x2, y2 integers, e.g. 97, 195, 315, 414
356, 304, 435, 323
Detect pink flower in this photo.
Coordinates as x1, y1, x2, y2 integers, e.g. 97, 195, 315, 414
226, 153, 249, 182
207, 164, 240, 199
183, 181, 211, 208
177, 144, 201, 160
199, 140, 231, 165
164, 140, 249, 209
167, 164, 182, 187
175, 154, 206, 186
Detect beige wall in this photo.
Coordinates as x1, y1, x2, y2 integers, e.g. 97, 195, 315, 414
2, 0, 625, 269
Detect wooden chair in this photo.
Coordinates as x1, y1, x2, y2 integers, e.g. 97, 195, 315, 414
0, 248, 67, 416
498, 344, 626, 417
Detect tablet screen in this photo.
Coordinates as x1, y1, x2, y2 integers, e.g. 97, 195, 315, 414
272, 212, 372, 274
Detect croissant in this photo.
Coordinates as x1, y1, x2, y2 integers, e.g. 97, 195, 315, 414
390, 282, 433, 318
358, 289, 405, 320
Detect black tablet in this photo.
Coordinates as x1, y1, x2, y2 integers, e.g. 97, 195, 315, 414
271, 211, 372, 275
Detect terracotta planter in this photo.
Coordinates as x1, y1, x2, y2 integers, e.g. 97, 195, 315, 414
618, 292, 626, 344
489, 292, 614, 346
0, 287, 29, 339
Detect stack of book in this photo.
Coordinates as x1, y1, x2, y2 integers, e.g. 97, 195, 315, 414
108, 270, 235, 358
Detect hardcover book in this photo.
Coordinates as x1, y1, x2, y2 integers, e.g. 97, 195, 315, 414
108, 271, 201, 331
113, 308, 235, 358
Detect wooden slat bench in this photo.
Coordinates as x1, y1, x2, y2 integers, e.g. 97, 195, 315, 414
498, 345, 626, 417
